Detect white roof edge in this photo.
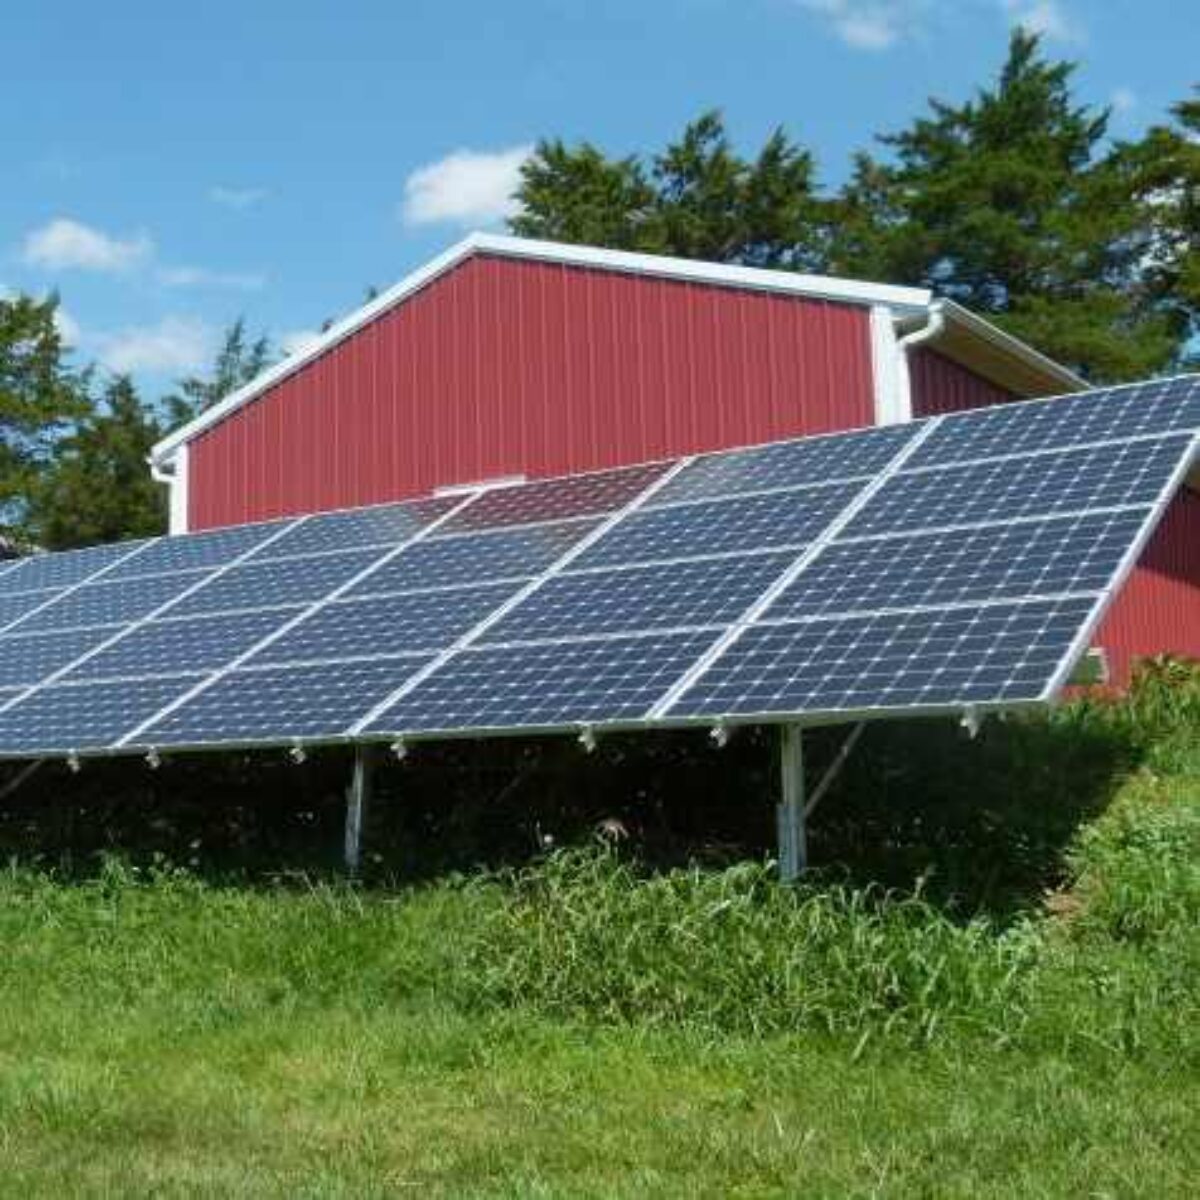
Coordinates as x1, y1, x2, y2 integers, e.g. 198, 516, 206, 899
151, 232, 933, 461
929, 299, 1089, 393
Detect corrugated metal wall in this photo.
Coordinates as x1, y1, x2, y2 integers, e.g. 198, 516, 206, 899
1093, 488, 1200, 684
910, 348, 1200, 685
908, 347, 1014, 415
188, 254, 875, 529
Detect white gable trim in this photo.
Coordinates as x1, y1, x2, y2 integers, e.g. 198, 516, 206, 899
150, 233, 933, 464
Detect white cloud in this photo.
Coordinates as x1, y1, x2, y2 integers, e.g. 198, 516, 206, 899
793, 1, 909, 50
53, 306, 81, 347
159, 265, 267, 290
1001, 1, 1083, 44
401, 144, 532, 227
1110, 86, 1138, 115
208, 185, 268, 210
94, 317, 214, 374
280, 328, 323, 357
21, 218, 152, 273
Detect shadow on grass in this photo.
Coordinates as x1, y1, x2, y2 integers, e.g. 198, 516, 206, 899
0, 698, 1139, 922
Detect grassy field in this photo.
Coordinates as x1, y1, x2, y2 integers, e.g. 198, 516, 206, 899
0, 667, 1197, 1196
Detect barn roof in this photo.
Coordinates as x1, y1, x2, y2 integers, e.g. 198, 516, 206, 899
150, 232, 1085, 465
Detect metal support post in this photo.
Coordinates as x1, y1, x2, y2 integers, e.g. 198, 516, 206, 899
776, 724, 807, 882
344, 744, 374, 877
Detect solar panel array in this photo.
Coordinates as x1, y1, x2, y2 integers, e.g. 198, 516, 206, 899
0, 375, 1195, 760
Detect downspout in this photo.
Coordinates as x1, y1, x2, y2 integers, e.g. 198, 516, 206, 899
148, 445, 189, 535
891, 300, 946, 424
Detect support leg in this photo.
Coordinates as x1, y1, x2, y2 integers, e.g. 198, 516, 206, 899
344, 745, 374, 877
776, 724, 807, 882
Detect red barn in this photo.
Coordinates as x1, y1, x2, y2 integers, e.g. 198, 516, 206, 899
149, 234, 1200, 687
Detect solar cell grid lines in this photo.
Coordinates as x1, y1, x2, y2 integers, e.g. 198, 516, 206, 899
250, 583, 521, 666
846, 436, 1190, 539
650, 424, 916, 505
667, 597, 1098, 718
0, 590, 63, 633
573, 484, 862, 569
350, 519, 599, 595
486, 553, 795, 643
136, 657, 433, 748
1, 539, 150, 593
436, 462, 671, 534
365, 630, 723, 736
0, 674, 204, 753
255, 496, 458, 560
66, 608, 302, 682
12, 571, 208, 635
0, 627, 113, 688
102, 520, 296, 580
769, 509, 1149, 621
168, 548, 387, 617
909, 374, 1200, 468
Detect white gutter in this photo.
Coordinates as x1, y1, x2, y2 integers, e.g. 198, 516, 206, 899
878, 302, 946, 425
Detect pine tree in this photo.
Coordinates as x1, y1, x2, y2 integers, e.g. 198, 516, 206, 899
164, 318, 272, 425
830, 30, 1176, 381
31, 375, 166, 550
0, 294, 86, 543
512, 111, 828, 270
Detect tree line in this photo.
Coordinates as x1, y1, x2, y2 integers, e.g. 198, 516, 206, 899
3, 32, 1196, 551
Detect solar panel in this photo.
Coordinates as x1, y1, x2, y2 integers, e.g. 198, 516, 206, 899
486, 554, 794, 642
770, 510, 1148, 620
250, 584, 520, 665
66, 608, 300, 681
11, 572, 209, 634
652, 425, 917, 505
364, 631, 723, 736
0, 375, 1193, 759
573, 485, 862, 568
255, 498, 457, 560
135, 657, 432, 748
666, 598, 1097, 718
908, 375, 1200, 468
0, 675, 204, 754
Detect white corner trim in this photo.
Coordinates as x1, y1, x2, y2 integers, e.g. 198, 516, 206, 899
150, 233, 933, 463
869, 306, 909, 426
168, 444, 189, 535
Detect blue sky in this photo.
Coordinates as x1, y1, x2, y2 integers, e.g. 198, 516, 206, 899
3, 1, 1193, 396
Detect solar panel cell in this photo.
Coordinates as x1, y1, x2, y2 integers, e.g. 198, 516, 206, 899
769, 509, 1146, 620
437, 463, 669, 534
669, 598, 1096, 719
251, 584, 521, 665
13, 572, 209, 634
651, 425, 915, 505
0, 675, 204, 754
5, 540, 151, 592
0, 589, 63, 632
487, 553, 794, 643
574, 484, 861, 569
66, 608, 301, 682
256, 497, 458, 560
139, 657, 431, 747
846, 437, 1188, 538
169, 549, 384, 616
908, 376, 1200, 468
104, 521, 293, 580
367, 630, 722, 735
0, 628, 115, 688
350, 521, 598, 595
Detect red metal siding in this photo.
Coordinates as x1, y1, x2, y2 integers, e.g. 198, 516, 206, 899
909, 347, 1015, 416
188, 255, 875, 529
1093, 489, 1200, 685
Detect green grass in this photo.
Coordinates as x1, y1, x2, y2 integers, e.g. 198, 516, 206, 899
0, 664, 1198, 1195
